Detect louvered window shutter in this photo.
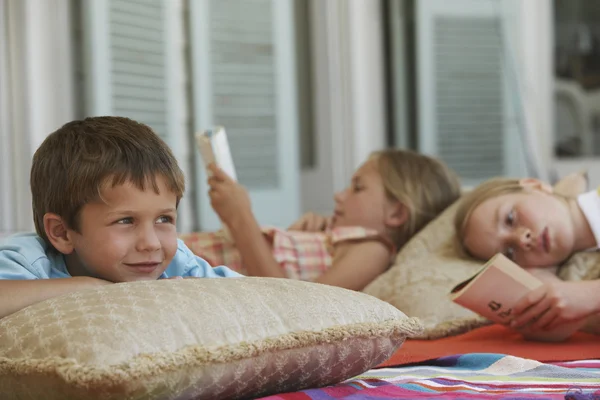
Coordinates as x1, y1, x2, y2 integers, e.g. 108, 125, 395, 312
110, 1, 168, 138
416, 0, 527, 185
189, 0, 300, 230
80, 0, 194, 231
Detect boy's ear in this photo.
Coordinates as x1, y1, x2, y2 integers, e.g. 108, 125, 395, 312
518, 178, 553, 194
386, 202, 409, 228
43, 213, 75, 254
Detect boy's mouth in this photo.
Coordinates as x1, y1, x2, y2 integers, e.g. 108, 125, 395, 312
125, 262, 162, 273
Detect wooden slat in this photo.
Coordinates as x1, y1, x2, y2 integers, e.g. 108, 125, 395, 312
209, 0, 278, 188
434, 16, 504, 180
109, 0, 167, 140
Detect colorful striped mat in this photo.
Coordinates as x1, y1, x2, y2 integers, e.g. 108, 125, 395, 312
260, 353, 600, 399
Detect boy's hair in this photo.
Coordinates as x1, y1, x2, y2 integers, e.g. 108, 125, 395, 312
373, 149, 461, 249
31, 116, 185, 248
452, 178, 522, 258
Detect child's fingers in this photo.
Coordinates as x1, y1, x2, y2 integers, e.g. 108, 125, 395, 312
531, 308, 559, 330
288, 213, 311, 231
511, 296, 551, 328
207, 162, 218, 174
513, 286, 546, 315
207, 175, 222, 188
208, 163, 231, 182
325, 216, 334, 230
305, 214, 319, 231
546, 315, 573, 331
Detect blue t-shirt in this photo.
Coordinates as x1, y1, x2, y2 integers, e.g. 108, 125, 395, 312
0, 233, 242, 280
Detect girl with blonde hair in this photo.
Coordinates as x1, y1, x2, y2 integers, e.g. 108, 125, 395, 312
454, 176, 600, 341
181, 149, 461, 291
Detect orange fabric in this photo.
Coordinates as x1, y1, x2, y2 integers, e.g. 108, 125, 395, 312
380, 324, 600, 367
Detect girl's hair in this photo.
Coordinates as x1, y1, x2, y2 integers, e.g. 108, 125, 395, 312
453, 178, 522, 257
373, 149, 461, 249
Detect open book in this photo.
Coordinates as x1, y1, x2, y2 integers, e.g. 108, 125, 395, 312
449, 254, 544, 324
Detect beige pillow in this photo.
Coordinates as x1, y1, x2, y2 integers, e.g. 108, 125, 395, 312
363, 202, 489, 339
364, 171, 600, 339
0, 277, 422, 400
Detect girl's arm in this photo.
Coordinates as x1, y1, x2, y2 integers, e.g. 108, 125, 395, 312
510, 267, 600, 340
517, 321, 585, 342
314, 241, 391, 291
227, 210, 285, 278
287, 212, 333, 232
206, 164, 284, 278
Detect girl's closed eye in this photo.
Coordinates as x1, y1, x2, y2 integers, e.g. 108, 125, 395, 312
351, 179, 364, 192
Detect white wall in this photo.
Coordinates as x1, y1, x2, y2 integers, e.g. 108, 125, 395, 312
0, 0, 75, 232
512, 0, 554, 183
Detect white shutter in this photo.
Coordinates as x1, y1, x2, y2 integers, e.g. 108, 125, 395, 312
81, 0, 194, 232
416, 0, 527, 185
82, 0, 168, 137
190, 0, 300, 230
210, 0, 279, 188
110, 1, 168, 138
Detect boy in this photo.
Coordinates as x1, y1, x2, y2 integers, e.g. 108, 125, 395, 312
0, 116, 241, 319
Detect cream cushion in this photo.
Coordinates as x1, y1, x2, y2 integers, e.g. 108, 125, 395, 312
364, 172, 600, 339
363, 202, 489, 338
0, 277, 422, 399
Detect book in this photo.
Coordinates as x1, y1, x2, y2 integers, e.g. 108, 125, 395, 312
449, 253, 544, 324
195, 126, 238, 182
195, 127, 238, 241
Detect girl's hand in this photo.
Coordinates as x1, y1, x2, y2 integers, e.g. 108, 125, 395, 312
287, 212, 333, 232
207, 163, 252, 226
510, 280, 599, 331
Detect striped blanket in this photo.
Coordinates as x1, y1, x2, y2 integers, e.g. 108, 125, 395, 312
260, 353, 600, 399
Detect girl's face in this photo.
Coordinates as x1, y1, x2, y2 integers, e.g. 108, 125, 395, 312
332, 159, 403, 234
463, 188, 576, 267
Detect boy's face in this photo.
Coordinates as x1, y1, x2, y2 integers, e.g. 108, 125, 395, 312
64, 176, 179, 282
463, 189, 575, 268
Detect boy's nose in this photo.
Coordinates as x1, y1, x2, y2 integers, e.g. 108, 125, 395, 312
333, 190, 345, 203
137, 227, 161, 252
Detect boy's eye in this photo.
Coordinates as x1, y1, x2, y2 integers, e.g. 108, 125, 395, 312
156, 215, 174, 224
505, 209, 515, 226
117, 217, 134, 225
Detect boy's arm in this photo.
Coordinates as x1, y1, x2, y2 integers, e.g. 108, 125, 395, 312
0, 277, 110, 319
314, 241, 390, 291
